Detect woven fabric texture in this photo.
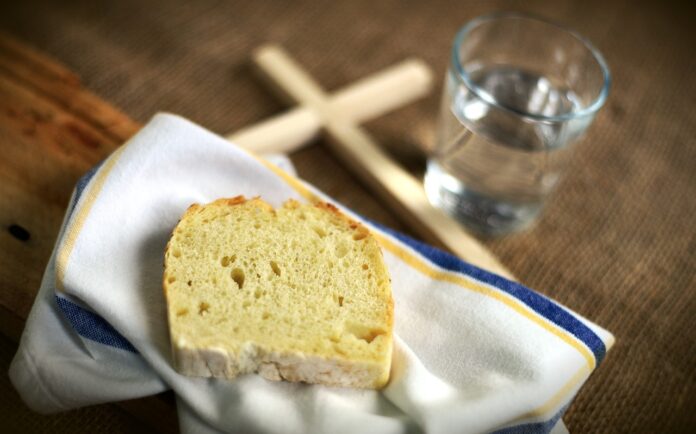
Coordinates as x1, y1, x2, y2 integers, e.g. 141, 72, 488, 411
1, 0, 695, 432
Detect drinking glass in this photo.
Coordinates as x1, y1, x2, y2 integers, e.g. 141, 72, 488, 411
424, 13, 610, 236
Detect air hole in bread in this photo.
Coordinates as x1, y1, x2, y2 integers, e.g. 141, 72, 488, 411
231, 268, 245, 289
167, 276, 176, 283
187, 280, 192, 287
353, 232, 367, 241
254, 289, 263, 299
176, 308, 188, 317
345, 323, 385, 344
198, 302, 210, 315
338, 295, 344, 307
262, 312, 270, 320
360, 330, 384, 344
221, 255, 236, 267
270, 261, 281, 276
313, 225, 327, 238
173, 249, 181, 258
362, 264, 369, 270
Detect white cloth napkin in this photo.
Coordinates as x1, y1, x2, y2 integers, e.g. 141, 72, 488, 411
10, 114, 612, 434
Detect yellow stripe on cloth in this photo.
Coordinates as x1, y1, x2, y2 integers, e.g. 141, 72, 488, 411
512, 364, 591, 424
55, 146, 127, 292
374, 232, 597, 371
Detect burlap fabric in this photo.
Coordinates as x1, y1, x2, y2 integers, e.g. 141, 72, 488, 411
1, 0, 694, 432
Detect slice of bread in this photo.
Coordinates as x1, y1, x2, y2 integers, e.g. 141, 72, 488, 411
163, 196, 393, 389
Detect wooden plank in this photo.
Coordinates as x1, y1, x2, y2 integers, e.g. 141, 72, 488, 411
228, 59, 432, 154
0, 33, 177, 434
0, 56, 123, 319
0, 32, 140, 140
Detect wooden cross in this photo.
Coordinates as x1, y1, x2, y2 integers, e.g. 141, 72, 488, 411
229, 45, 513, 279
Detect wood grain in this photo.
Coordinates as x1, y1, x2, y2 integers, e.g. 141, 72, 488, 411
0, 32, 177, 434
0, 33, 135, 321
229, 58, 432, 154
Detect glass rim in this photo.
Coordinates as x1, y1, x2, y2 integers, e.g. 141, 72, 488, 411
452, 12, 612, 122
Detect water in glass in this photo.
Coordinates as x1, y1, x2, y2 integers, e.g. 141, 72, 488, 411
425, 66, 585, 235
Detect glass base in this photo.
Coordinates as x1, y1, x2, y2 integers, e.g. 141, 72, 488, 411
424, 161, 542, 237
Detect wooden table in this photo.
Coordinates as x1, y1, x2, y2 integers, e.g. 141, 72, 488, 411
0, 33, 185, 432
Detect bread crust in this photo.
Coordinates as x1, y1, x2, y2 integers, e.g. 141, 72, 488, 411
172, 338, 391, 389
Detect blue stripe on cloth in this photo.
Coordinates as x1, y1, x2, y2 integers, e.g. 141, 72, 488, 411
493, 405, 568, 434
370, 222, 606, 365
59, 159, 141, 354
55, 296, 138, 353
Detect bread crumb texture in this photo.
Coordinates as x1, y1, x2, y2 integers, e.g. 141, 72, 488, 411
164, 196, 393, 389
